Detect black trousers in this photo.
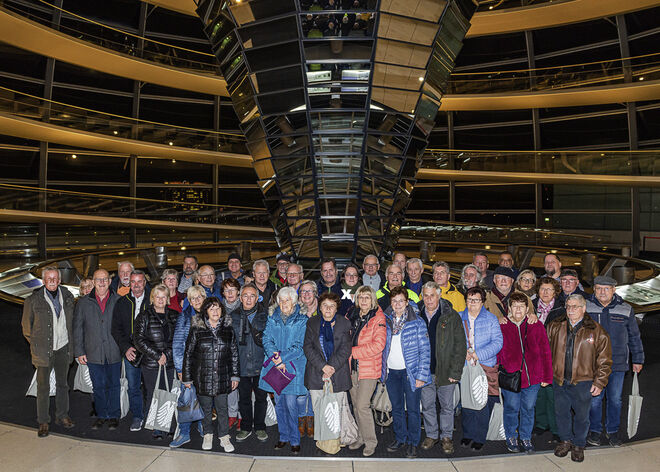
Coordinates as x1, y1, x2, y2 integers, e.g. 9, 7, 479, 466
238, 375, 267, 431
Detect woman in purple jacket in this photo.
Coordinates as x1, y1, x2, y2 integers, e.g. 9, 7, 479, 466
498, 292, 553, 453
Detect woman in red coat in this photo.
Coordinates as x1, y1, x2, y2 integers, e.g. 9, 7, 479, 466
498, 292, 553, 453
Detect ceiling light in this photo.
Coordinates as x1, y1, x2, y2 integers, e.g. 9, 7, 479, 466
639, 77, 644, 81
172, 159, 176, 163
418, 76, 424, 82
71, 154, 77, 159
168, 141, 174, 146
113, 130, 118, 135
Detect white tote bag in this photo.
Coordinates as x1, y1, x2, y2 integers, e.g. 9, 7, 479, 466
73, 362, 94, 394
627, 372, 643, 439
460, 362, 488, 410
26, 368, 56, 397
120, 362, 130, 419
486, 393, 505, 441
144, 365, 177, 431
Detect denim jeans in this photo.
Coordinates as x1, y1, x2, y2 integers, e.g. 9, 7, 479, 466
36, 346, 70, 424
386, 368, 422, 446
462, 395, 498, 444
238, 375, 267, 431
501, 383, 541, 440
122, 359, 143, 420
589, 370, 626, 435
275, 393, 301, 446
298, 391, 313, 417
199, 393, 229, 437
554, 380, 592, 447
87, 361, 121, 419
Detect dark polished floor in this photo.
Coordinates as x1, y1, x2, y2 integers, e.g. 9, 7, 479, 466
3, 300, 660, 458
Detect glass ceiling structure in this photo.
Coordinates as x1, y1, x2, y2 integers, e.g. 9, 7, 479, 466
194, 0, 476, 263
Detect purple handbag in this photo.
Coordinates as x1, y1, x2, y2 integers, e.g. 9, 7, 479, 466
262, 355, 296, 395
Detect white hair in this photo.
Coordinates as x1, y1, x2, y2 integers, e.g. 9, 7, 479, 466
117, 261, 135, 271
277, 286, 299, 305
252, 259, 269, 272
406, 258, 423, 271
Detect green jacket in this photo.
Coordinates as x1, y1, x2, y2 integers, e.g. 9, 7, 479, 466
433, 306, 467, 386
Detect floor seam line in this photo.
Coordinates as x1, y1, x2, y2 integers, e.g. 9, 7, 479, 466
138, 449, 165, 472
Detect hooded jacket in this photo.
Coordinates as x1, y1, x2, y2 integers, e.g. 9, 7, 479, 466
182, 314, 239, 396
546, 313, 612, 389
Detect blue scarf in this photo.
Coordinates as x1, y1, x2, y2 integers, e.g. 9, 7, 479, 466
319, 315, 336, 361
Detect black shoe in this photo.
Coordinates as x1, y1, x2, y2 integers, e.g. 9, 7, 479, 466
549, 434, 561, 444
107, 418, 119, 430
406, 444, 418, 459
471, 442, 484, 451
152, 431, 164, 441
606, 432, 622, 447
91, 418, 105, 430
460, 438, 472, 448
586, 431, 601, 447
291, 445, 300, 454
386, 440, 405, 452
532, 427, 547, 437
274, 441, 288, 450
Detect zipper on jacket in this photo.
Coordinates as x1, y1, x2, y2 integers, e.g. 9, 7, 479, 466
518, 323, 531, 386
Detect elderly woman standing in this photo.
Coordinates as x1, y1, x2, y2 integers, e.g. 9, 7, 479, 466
498, 292, 553, 453
259, 286, 308, 454
161, 269, 183, 313
170, 285, 206, 448
134, 284, 178, 441
182, 297, 239, 452
460, 286, 503, 451
299, 280, 319, 317
514, 270, 537, 300
297, 279, 318, 435
381, 286, 431, 459
347, 286, 386, 456
221, 277, 243, 429
303, 292, 352, 453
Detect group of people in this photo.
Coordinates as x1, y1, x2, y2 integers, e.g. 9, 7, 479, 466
22, 249, 644, 462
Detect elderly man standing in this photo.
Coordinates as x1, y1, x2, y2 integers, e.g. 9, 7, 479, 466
404, 258, 430, 296
217, 252, 246, 286
252, 259, 276, 309
557, 269, 587, 306
74, 269, 122, 430
376, 264, 420, 310
317, 257, 343, 296
22, 265, 76, 437
484, 267, 533, 321
111, 261, 134, 297
586, 276, 644, 447
547, 294, 612, 463
432, 262, 466, 313
362, 254, 385, 291
473, 252, 492, 290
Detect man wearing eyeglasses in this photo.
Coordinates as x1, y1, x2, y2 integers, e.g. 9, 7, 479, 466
285, 264, 304, 292
182, 265, 222, 311
557, 269, 586, 307
362, 254, 385, 291
73, 268, 122, 431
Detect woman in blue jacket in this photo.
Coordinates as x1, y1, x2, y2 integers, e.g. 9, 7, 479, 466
169, 285, 206, 448
460, 286, 503, 451
259, 286, 308, 454
380, 285, 431, 459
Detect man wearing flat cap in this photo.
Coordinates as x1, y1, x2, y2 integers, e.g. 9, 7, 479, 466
557, 269, 587, 307
484, 266, 534, 322
585, 275, 644, 447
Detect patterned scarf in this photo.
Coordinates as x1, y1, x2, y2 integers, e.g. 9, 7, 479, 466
391, 312, 407, 335
537, 298, 555, 324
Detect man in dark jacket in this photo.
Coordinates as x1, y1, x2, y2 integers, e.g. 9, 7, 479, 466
586, 276, 644, 447
547, 294, 612, 463
74, 268, 122, 430
418, 282, 466, 454
317, 257, 343, 296
252, 259, 276, 309
231, 284, 269, 443
216, 252, 246, 288
111, 270, 149, 432
557, 269, 587, 307
404, 258, 431, 296
22, 265, 76, 437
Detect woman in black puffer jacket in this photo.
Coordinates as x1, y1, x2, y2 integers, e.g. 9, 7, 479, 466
134, 283, 178, 439
183, 297, 239, 452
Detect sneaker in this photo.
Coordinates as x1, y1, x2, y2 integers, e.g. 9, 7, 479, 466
521, 439, 534, 453
91, 418, 105, 430
386, 440, 405, 452
152, 431, 164, 441
130, 418, 143, 432
471, 442, 484, 451
235, 430, 252, 442
460, 438, 471, 448
586, 431, 601, 446
406, 444, 418, 459
107, 418, 119, 430
505, 437, 520, 453
169, 434, 191, 448
219, 434, 235, 453
606, 432, 623, 447
441, 438, 454, 455
255, 430, 268, 442
202, 433, 213, 450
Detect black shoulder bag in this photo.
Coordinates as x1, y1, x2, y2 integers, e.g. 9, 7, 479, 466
498, 323, 527, 393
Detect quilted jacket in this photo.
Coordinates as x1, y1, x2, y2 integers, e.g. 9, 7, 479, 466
380, 305, 432, 390
182, 314, 239, 396
134, 305, 177, 369
348, 306, 387, 380
459, 305, 503, 367
172, 304, 199, 374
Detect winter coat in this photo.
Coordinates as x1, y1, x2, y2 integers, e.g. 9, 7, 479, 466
316, 278, 343, 297
173, 304, 199, 374
303, 313, 352, 392
73, 289, 121, 364
420, 300, 466, 386
259, 304, 308, 395
459, 306, 503, 367
497, 317, 553, 389
586, 293, 644, 372
533, 297, 565, 326
380, 305, 432, 390
111, 292, 148, 356
134, 305, 177, 369
182, 314, 239, 396
231, 305, 268, 377
403, 274, 431, 296
439, 281, 466, 313
376, 282, 420, 311
546, 314, 612, 389
22, 286, 75, 367
348, 306, 387, 380
484, 289, 534, 322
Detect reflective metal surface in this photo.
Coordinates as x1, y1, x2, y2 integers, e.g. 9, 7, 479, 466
194, 0, 477, 263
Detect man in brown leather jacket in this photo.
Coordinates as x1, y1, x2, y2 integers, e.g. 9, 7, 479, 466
546, 293, 612, 463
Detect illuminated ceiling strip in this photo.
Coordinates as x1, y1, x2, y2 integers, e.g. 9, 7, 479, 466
0, 209, 274, 233
0, 112, 252, 168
